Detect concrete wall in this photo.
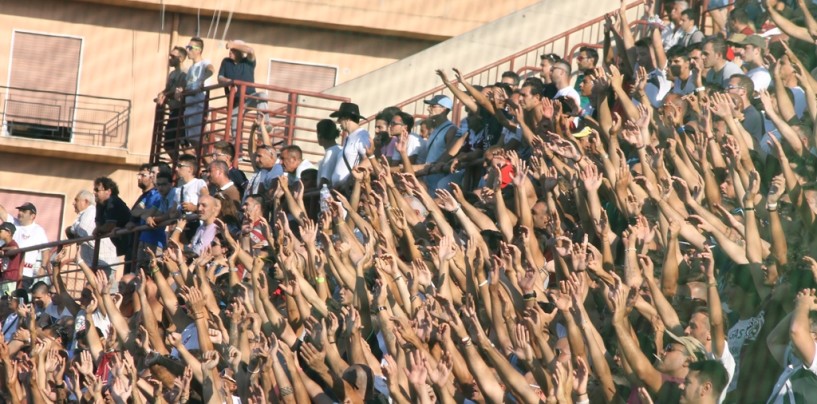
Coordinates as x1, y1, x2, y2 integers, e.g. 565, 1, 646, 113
325, 0, 626, 116
70, 0, 543, 40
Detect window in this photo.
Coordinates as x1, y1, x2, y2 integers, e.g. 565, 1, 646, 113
5, 31, 82, 142
267, 59, 337, 94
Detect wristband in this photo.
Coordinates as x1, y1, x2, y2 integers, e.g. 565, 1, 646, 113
315, 276, 326, 284
452, 203, 462, 214
695, 86, 706, 93
523, 291, 537, 301
767, 202, 778, 210
676, 126, 686, 135
478, 280, 488, 287
393, 275, 403, 282
744, 207, 755, 211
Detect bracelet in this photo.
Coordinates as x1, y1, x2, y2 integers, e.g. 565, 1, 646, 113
744, 207, 755, 211
367, 154, 376, 160
173, 227, 183, 233
626, 248, 637, 252
171, 271, 181, 277
523, 291, 537, 301
767, 202, 778, 210
315, 276, 326, 284
460, 337, 472, 346
478, 280, 488, 287
151, 266, 160, 274
767, 207, 778, 212
327, 338, 336, 344
452, 203, 462, 214
393, 275, 403, 282
601, 153, 609, 159
707, 282, 717, 288
695, 86, 706, 93
280, 386, 294, 397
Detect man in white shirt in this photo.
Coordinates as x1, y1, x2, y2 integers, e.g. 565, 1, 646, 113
550, 61, 581, 108
315, 119, 342, 187
738, 35, 771, 92
330, 102, 371, 187
0, 202, 50, 289
67, 190, 117, 270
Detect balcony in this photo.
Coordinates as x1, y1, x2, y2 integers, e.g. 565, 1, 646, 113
150, 81, 349, 169
0, 85, 131, 163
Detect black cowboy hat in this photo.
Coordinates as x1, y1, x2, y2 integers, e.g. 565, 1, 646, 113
329, 102, 363, 120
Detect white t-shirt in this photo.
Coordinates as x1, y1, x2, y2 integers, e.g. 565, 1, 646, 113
333, 127, 371, 185
708, 341, 737, 403
726, 311, 765, 392
554, 86, 581, 110
185, 59, 212, 92
390, 133, 428, 163
318, 145, 342, 185
746, 66, 771, 92
175, 178, 207, 208
5, 214, 48, 278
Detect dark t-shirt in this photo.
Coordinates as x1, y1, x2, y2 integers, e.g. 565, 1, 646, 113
218, 57, 256, 102
1, 240, 23, 282
96, 196, 132, 256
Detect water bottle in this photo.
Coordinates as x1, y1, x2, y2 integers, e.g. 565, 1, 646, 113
319, 184, 332, 213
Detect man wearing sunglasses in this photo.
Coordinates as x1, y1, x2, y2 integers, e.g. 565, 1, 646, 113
182, 37, 214, 148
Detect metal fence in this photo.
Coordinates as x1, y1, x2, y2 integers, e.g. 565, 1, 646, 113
0, 85, 131, 148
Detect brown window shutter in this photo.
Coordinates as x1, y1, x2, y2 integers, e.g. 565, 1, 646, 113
7, 32, 82, 129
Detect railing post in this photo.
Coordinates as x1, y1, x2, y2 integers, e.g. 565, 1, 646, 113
150, 104, 164, 164
285, 92, 298, 146
226, 85, 236, 143
236, 84, 247, 146
197, 89, 210, 167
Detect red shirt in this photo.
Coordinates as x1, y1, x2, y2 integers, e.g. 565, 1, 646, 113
1, 240, 22, 283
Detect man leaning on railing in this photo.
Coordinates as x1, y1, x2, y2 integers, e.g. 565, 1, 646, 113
0, 202, 50, 291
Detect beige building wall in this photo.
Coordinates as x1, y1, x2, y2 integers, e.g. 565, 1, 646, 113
2, 0, 614, 238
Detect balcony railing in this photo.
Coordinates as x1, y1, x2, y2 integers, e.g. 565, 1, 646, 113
377, 0, 647, 124
0, 85, 131, 149
150, 81, 349, 168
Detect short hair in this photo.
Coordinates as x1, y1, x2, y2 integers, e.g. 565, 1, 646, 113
673, 0, 690, 10
667, 45, 690, 60
190, 37, 204, 50
77, 190, 94, 203
152, 162, 172, 176
209, 159, 229, 174
681, 8, 698, 21
553, 60, 572, 76
729, 8, 749, 24
522, 79, 544, 97
178, 153, 197, 165
375, 111, 395, 125
688, 360, 729, 399
155, 172, 173, 184
213, 141, 235, 159
281, 145, 303, 160
501, 70, 521, 86
686, 42, 704, 52
635, 38, 652, 49
94, 177, 119, 196
138, 164, 152, 172
540, 53, 561, 63
578, 46, 599, 64
730, 74, 755, 95
316, 119, 340, 140
704, 36, 728, 59
396, 111, 415, 133
172, 46, 188, 59
31, 281, 49, 294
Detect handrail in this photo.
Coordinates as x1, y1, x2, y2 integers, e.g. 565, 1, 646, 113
373, 0, 646, 123
150, 80, 349, 169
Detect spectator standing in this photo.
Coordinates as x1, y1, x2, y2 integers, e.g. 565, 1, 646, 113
703, 37, 742, 88
183, 37, 214, 148
0, 202, 50, 290
66, 190, 117, 271
156, 46, 187, 160
0, 223, 22, 295
218, 40, 268, 136
330, 102, 371, 188
572, 46, 598, 110
129, 164, 165, 268
93, 177, 132, 270
315, 118, 342, 187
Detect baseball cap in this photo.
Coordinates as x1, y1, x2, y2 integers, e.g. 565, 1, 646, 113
740, 35, 767, 50
726, 33, 747, 46
16, 202, 36, 214
423, 95, 453, 110
0, 222, 15, 234
666, 330, 707, 362
573, 126, 593, 139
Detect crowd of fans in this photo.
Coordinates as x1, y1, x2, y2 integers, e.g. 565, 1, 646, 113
2, 0, 817, 402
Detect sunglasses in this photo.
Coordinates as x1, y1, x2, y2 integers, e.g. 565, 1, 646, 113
185, 45, 202, 51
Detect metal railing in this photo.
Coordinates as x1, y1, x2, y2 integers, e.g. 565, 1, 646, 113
150, 81, 350, 169
0, 85, 130, 148
374, 0, 647, 124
